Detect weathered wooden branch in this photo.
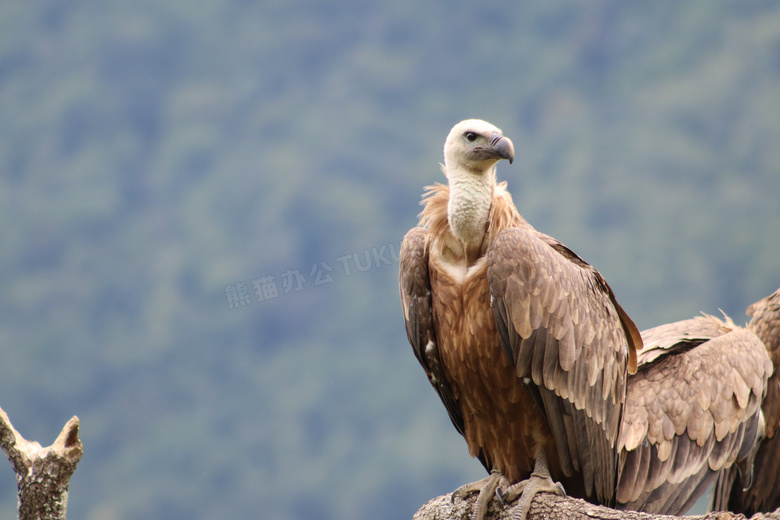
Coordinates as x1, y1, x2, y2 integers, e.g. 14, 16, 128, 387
414, 490, 780, 520
0, 405, 83, 520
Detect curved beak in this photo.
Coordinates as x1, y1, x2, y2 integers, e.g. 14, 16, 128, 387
489, 132, 515, 164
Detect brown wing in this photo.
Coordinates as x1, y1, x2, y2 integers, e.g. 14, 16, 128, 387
618, 325, 771, 515
399, 227, 479, 461
639, 315, 735, 365
712, 288, 780, 515
486, 227, 641, 505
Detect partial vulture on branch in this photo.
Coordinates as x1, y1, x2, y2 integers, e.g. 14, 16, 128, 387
714, 288, 780, 515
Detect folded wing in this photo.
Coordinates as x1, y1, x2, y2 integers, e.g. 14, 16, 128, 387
487, 227, 641, 504
617, 316, 771, 515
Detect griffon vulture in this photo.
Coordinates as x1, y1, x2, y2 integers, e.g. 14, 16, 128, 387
399, 119, 642, 520
712, 288, 780, 515
616, 309, 772, 515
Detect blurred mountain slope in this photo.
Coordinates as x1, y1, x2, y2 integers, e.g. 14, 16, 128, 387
0, 1, 779, 519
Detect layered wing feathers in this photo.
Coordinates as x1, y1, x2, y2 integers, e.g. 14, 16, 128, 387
487, 227, 641, 504
618, 320, 771, 515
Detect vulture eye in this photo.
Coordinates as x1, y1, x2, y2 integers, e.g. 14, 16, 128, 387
465, 132, 478, 142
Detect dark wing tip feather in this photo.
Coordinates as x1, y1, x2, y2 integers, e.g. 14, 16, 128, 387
399, 227, 468, 440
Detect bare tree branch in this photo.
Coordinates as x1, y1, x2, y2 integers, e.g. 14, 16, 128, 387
414, 490, 780, 520
0, 405, 83, 520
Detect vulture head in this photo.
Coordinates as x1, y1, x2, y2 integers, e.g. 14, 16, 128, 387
443, 119, 515, 175
442, 119, 515, 247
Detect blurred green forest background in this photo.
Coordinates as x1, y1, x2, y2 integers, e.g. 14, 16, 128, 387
1, 1, 779, 519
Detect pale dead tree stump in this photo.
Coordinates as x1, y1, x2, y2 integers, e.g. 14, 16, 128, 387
0, 405, 83, 520
414, 490, 780, 520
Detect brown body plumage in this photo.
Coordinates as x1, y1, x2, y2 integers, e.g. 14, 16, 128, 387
421, 182, 558, 485
399, 120, 641, 514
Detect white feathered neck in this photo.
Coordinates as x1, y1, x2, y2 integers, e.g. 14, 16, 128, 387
444, 162, 495, 246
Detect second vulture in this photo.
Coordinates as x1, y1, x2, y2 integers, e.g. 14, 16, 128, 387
617, 305, 773, 515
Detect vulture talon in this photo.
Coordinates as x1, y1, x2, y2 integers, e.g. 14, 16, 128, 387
451, 470, 509, 520
495, 486, 506, 505
451, 472, 493, 503
503, 450, 566, 520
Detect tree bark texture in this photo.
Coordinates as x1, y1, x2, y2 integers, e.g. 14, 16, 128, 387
0, 405, 83, 520
414, 490, 780, 520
